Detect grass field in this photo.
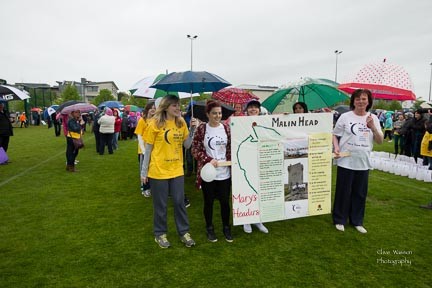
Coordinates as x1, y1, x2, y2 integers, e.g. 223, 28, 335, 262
1, 125, 431, 288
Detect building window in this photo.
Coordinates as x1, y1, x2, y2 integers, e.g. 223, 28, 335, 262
87, 86, 98, 92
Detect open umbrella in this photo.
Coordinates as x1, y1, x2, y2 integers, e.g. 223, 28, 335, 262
43, 105, 59, 119
151, 71, 231, 118
124, 105, 140, 112
0, 85, 31, 101
60, 103, 97, 115
151, 71, 231, 94
130, 74, 193, 99
98, 101, 124, 109
338, 61, 416, 101
333, 105, 350, 115
185, 100, 235, 122
57, 100, 83, 113
212, 87, 259, 105
262, 78, 349, 113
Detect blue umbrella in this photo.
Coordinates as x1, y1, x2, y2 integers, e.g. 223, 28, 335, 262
98, 101, 124, 109
150, 71, 231, 94
43, 105, 59, 119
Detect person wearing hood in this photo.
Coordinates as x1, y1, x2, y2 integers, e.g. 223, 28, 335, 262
98, 108, 115, 155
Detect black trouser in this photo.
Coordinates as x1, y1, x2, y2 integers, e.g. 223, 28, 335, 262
333, 167, 369, 226
94, 130, 101, 153
54, 122, 61, 136
99, 133, 114, 155
201, 178, 231, 228
384, 130, 392, 140
0, 136, 10, 152
66, 137, 79, 165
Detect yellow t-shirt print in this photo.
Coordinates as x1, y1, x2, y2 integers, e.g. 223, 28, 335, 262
145, 119, 189, 179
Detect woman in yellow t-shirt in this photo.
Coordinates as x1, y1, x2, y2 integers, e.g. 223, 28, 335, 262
141, 95, 197, 248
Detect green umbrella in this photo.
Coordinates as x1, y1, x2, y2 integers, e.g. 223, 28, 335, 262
262, 78, 349, 113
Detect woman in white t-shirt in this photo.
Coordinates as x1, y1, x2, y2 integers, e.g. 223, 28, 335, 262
332, 89, 383, 234
192, 100, 233, 243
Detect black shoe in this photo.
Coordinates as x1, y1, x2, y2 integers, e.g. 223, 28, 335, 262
184, 197, 191, 208
206, 226, 218, 242
223, 226, 233, 243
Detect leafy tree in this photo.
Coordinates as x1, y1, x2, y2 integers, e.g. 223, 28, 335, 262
61, 85, 81, 101
411, 99, 425, 111
131, 97, 147, 108
6, 100, 24, 113
373, 100, 387, 110
92, 89, 115, 106
387, 100, 402, 111
117, 91, 129, 102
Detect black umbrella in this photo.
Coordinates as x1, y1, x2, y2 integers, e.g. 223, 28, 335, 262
186, 100, 235, 122
0, 85, 31, 101
57, 100, 83, 113
333, 105, 350, 114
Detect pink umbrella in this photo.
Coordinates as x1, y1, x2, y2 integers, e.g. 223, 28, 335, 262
60, 103, 97, 115
212, 87, 259, 105
339, 60, 416, 101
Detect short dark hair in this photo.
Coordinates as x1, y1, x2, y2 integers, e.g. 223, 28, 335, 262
350, 89, 373, 111
206, 99, 221, 114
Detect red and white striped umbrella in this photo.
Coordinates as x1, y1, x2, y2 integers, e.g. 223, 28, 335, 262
212, 87, 259, 105
339, 61, 416, 101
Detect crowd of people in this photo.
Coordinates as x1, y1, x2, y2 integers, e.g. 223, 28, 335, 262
375, 108, 432, 168
2, 89, 431, 247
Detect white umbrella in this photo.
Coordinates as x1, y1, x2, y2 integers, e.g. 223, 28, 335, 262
130, 74, 195, 99
47, 106, 58, 116
0, 85, 31, 101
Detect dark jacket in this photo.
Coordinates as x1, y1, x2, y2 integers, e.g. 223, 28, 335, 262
0, 109, 13, 137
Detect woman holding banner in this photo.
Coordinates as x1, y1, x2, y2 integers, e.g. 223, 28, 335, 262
242, 99, 269, 234
192, 100, 233, 243
332, 89, 383, 233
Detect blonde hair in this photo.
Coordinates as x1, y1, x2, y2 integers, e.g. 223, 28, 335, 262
153, 95, 185, 129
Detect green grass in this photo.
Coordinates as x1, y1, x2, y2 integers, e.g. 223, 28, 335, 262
1, 126, 431, 288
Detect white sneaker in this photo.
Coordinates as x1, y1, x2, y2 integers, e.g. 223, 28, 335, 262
335, 224, 345, 232
243, 224, 252, 233
254, 223, 269, 233
143, 189, 151, 197
355, 226, 367, 233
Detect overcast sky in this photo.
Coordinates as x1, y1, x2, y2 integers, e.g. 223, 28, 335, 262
2, 0, 432, 100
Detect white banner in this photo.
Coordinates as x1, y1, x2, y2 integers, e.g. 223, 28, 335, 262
231, 113, 333, 225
